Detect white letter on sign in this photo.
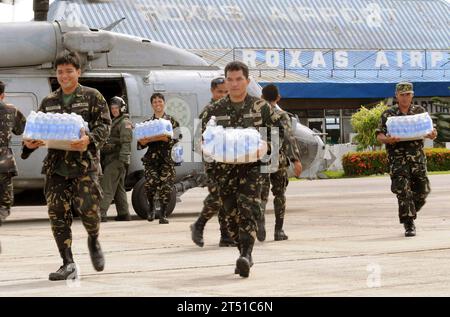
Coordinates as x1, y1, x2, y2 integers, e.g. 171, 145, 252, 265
266, 50, 280, 68
242, 50, 257, 67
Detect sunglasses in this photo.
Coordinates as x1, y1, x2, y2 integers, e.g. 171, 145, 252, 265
212, 77, 225, 85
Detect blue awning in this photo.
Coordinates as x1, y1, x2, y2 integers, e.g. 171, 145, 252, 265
263, 82, 450, 99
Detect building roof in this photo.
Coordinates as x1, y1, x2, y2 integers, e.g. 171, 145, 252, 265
48, 0, 450, 98
49, 0, 449, 50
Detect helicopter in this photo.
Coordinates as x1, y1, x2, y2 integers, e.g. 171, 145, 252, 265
0, 0, 325, 218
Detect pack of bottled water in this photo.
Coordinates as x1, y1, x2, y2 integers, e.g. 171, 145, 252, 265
386, 112, 434, 140
134, 118, 173, 140
202, 116, 266, 163
171, 144, 184, 166
24, 111, 89, 141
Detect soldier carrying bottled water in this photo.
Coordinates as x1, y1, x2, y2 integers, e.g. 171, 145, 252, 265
376, 82, 437, 237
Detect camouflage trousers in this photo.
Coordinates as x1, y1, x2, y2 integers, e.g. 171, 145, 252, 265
0, 173, 13, 221
389, 156, 431, 223
216, 164, 263, 244
100, 159, 129, 216
200, 179, 227, 231
260, 168, 289, 221
144, 161, 175, 206
45, 173, 102, 252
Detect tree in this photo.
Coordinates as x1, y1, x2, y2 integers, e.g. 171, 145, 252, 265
351, 102, 388, 151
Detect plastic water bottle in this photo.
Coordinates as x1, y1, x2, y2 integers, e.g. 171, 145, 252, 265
134, 123, 141, 140
47, 114, 57, 140
172, 144, 183, 166
24, 111, 37, 139
33, 112, 41, 139
203, 116, 217, 144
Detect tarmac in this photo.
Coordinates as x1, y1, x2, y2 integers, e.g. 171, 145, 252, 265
1, 174, 450, 297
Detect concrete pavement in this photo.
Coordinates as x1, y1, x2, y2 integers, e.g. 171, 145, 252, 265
1, 175, 450, 296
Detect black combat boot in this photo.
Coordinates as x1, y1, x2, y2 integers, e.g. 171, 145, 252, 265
88, 235, 105, 271
49, 248, 77, 281
159, 205, 169, 224
274, 217, 288, 241
235, 233, 254, 278
190, 216, 207, 247
404, 218, 416, 237
0, 207, 9, 225
234, 244, 254, 275
147, 199, 156, 222
256, 213, 266, 242
219, 222, 236, 247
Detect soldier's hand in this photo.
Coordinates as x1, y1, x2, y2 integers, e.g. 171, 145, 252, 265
138, 137, 150, 146
71, 135, 90, 151
426, 129, 437, 140
159, 136, 170, 142
23, 139, 44, 149
385, 135, 400, 144
293, 160, 302, 178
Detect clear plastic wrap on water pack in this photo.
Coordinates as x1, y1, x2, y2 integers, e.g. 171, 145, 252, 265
134, 118, 173, 140
23, 111, 89, 151
202, 116, 267, 164
386, 112, 433, 141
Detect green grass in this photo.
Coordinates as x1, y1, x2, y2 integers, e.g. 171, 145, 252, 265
322, 170, 345, 179
428, 170, 450, 175
321, 170, 450, 179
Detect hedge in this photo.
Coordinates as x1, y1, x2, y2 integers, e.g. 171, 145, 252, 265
342, 148, 450, 176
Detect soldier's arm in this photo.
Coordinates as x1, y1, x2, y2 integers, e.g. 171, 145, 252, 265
85, 93, 111, 151
119, 119, 133, 164
194, 108, 208, 156
282, 113, 301, 163
260, 102, 282, 153
169, 118, 182, 148
13, 108, 26, 136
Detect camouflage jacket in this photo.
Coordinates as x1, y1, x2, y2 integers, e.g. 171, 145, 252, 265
101, 113, 133, 166
376, 104, 426, 160
274, 107, 301, 169
200, 94, 284, 175
0, 101, 26, 176
22, 84, 111, 177
137, 113, 181, 165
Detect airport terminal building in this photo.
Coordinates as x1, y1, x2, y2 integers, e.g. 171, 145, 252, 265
48, 0, 450, 144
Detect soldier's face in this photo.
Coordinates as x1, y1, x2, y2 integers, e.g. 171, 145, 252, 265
396, 92, 413, 107
56, 63, 81, 93
111, 105, 120, 118
151, 97, 165, 113
0, 93, 4, 101
211, 83, 228, 101
226, 70, 250, 100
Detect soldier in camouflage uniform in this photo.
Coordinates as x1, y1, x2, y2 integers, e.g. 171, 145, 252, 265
190, 77, 236, 247
100, 96, 133, 222
376, 82, 437, 237
259, 84, 302, 242
22, 52, 111, 280
199, 62, 287, 278
138, 93, 181, 224
0, 81, 27, 225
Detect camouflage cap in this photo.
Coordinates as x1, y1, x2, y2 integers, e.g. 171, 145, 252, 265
396, 82, 414, 94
